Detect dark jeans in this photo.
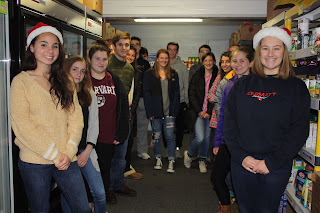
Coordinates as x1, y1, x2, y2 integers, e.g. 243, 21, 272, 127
96, 143, 115, 193
18, 160, 91, 213
211, 144, 232, 205
163, 102, 186, 149
231, 158, 291, 213
109, 121, 130, 191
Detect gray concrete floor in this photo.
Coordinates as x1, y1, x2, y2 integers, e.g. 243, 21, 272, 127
107, 132, 221, 213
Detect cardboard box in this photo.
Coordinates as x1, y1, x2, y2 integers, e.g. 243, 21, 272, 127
238, 25, 261, 41
311, 171, 320, 212
84, 0, 102, 15
229, 32, 240, 46
267, 0, 294, 21
102, 23, 115, 40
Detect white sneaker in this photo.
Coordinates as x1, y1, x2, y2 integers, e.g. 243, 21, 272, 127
137, 153, 151, 160
184, 150, 192, 168
175, 148, 183, 159
154, 157, 162, 170
199, 160, 207, 173
167, 160, 175, 173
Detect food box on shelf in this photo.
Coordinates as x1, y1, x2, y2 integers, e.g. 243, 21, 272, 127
238, 25, 261, 41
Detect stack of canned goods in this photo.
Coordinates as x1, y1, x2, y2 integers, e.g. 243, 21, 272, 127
187, 57, 200, 69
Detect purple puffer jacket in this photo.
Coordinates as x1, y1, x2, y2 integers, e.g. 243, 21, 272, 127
213, 74, 238, 148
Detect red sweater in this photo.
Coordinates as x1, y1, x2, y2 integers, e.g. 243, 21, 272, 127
91, 72, 117, 144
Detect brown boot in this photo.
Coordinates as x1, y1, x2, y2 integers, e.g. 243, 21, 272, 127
217, 203, 232, 213
235, 203, 240, 213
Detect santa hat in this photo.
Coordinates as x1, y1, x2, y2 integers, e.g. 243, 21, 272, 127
26, 22, 63, 48
253, 27, 292, 51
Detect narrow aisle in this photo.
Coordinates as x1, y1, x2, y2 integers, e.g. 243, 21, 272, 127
107, 132, 220, 213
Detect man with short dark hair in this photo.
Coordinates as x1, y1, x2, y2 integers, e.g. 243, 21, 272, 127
140, 47, 149, 61
130, 36, 150, 72
107, 31, 137, 204
167, 42, 189, 158
130, 36, 151, 160
189, 44, 214, 82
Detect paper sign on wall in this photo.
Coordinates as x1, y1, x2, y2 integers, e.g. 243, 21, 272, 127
0, 1, 8, 15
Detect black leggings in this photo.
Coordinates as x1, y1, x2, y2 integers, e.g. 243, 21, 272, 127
211, 144, 232, 205
96, 143, 115, 193
231, 156, 291, 212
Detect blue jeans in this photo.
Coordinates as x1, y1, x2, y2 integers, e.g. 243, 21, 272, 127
61, 150, 106, 213
109, 122, 130, 191
151, 116, 176, 160
18, 160, 91, 213
188, 117, 211, 158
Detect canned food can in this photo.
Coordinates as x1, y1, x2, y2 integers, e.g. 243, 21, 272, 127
292, 35, 298, 51
302, 34, 310, 49
298, 18, 310, 35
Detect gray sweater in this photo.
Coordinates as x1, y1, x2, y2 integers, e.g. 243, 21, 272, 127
88, 89, 100, 172
170, 56, 189, 104
213, 78, 230, 118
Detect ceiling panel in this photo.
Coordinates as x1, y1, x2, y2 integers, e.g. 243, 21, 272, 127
102, 0, 267, 18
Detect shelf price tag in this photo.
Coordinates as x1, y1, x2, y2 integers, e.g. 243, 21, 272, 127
0, 1, 7, 15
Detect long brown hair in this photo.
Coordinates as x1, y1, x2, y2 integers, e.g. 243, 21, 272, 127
218, 51, 232, 79
64, 56, 92, 107
252, 39, 295, 79
22, 34, 74, 110
153, 49, 171, 79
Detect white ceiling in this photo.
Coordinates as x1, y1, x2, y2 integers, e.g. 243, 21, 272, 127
102, 0, 267, 18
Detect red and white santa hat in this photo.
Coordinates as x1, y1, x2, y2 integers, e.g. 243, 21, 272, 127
253, 27, 292, 51
26, 22, 63, 48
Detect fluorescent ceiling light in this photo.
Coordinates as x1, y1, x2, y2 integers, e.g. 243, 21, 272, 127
134, 19, 203, 23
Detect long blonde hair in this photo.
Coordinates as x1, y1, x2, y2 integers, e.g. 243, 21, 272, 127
153, 49, 171, 79
252, 39, 295, 79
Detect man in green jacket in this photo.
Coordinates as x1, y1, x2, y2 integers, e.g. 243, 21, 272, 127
107, 32, 138, 204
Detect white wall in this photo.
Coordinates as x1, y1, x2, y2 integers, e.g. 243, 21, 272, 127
113, 24, 238, 62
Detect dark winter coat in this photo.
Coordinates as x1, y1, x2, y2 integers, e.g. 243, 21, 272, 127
143, 68, 180, 119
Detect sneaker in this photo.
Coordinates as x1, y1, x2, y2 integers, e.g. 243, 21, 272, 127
167, 159, 175, 173
175, 148, 183, 159
154, 157, 162, 170
199, 160, 207, 173
137, 152, 151, 160
184, 150, 192, 168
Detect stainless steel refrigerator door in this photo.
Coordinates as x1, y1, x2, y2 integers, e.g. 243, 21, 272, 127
0, 2, 12, 213
64, 30, 84, 58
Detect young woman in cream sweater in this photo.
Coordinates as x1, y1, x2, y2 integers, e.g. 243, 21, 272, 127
10, 22, 91, 213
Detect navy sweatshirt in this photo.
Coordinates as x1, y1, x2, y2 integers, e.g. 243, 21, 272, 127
223, 74, 310, 172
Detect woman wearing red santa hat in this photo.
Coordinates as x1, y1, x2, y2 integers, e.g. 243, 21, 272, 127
224, 26, 310, 212
10, 22, 91, 213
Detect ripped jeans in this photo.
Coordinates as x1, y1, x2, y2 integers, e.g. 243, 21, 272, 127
151, 116, 176, 160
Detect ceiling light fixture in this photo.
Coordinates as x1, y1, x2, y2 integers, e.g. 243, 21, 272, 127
134, 18, 203, 23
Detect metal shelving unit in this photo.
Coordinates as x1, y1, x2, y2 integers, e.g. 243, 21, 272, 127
286, 184, 310, 213
299, 147, 319, 167
264, 1, 320, 213
289, 47, 317, 60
